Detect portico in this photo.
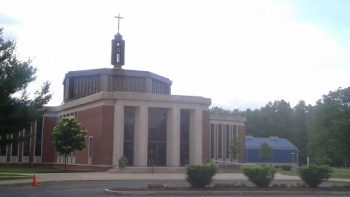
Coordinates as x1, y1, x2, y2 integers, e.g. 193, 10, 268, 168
111, 92, 210, 167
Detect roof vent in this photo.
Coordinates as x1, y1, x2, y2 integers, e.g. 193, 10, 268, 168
269, 136, 279, 141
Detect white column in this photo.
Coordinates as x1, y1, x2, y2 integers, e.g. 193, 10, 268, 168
112, 102, 124, 166
64, 78, 70, 100
189, 108, 203, 164
133, 106, 148, 166
166, 108, 180, 167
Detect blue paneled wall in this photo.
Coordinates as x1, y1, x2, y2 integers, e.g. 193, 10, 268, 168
245, 136, 298, 164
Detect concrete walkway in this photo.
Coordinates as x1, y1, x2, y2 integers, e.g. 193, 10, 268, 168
0, 172, 348, 186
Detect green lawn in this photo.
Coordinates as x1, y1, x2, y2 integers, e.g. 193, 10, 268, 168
0, 173, 32, 180
0, 168, 63, 173
279, 168, 350, 180
278, 169, 298, 176
0, 168, 63, 181
331, 170, 350, 179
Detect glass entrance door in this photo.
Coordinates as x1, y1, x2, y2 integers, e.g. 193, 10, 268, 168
148, 142, 166, 166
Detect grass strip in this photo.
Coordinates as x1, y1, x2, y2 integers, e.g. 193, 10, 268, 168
0, 173, 32, 181
0, 168, 62, 173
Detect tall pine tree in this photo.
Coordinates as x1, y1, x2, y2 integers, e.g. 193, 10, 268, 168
0, 28, 51, 145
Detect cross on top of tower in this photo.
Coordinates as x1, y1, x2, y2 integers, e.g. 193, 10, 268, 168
114, 13, 124, 33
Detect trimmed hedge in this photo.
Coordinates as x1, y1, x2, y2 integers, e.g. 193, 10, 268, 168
242, 165, 277, 188
298, 165, 333, 188
185, 162, 218, 188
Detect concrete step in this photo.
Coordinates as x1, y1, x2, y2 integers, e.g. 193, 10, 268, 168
106, 167, 186, 173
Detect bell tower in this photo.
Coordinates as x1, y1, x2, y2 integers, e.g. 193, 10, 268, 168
111, 14, 125, 69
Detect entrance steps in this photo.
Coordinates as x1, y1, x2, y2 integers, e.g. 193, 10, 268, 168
106, 167, 185, 173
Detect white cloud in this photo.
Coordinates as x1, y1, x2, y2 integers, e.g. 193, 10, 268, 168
2, 0, 350, 109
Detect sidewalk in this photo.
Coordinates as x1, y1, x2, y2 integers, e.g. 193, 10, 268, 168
0, 172, 296, 186
1, 172, 348, 186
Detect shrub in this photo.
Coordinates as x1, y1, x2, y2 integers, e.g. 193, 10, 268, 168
280, 165, 292, 171
242, 165, 277, 188
298, 165, 333, 188
185, 162, 218, 188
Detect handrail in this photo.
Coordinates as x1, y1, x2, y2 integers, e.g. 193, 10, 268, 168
211, 159, 243, 165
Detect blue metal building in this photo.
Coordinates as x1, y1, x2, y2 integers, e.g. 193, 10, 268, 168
245, 136, 298, 165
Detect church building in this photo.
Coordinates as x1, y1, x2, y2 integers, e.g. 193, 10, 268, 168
0, 16, 246, 171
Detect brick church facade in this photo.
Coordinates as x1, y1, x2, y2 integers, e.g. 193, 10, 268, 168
0, 20, 246, 171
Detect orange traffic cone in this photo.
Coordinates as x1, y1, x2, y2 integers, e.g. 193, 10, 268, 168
32, 174, 38, 186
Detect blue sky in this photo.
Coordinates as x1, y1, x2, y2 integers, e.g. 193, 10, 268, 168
291, 0, 350, 46
1, 0, 350, 110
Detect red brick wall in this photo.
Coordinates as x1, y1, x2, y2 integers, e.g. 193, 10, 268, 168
202, 110, 210, 163
77, 105, 114, 166
42, 117, 59, 163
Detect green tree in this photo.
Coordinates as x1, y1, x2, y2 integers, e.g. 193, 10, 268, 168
244, 100, 310, 165
53, 116, 87, 171
246, 100, 293, 138
289, 101, 311, 166
0, 28, 51, 145
210, 106, 232, 116
259, 142, 272, 163
229, 136, 241, 162
308, 87, 350, 166
209, 106, 245, 117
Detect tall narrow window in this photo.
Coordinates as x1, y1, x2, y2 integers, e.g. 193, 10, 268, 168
123, 107, 135, 166
23, 127, 31, 156
226, 125, 230, 159
210, 124, 215, 159
35, 117, 43, 156
218, 124, 222, 158
180, 109, 190, 166
0, 135, 7, 156
11, 132, 19, 156
148, 108, 167, 166
88, 136, 93, 157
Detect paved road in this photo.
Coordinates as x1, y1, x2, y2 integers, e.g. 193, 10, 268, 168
1, 172, 350, 196
1, 180, 350, 197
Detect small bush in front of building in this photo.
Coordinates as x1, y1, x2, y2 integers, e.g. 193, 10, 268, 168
242, 165, 277, 188
280, 165, 292, 171
274, 165, 280, 169
298, 165, 333, 188
185, 162, 218, 188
